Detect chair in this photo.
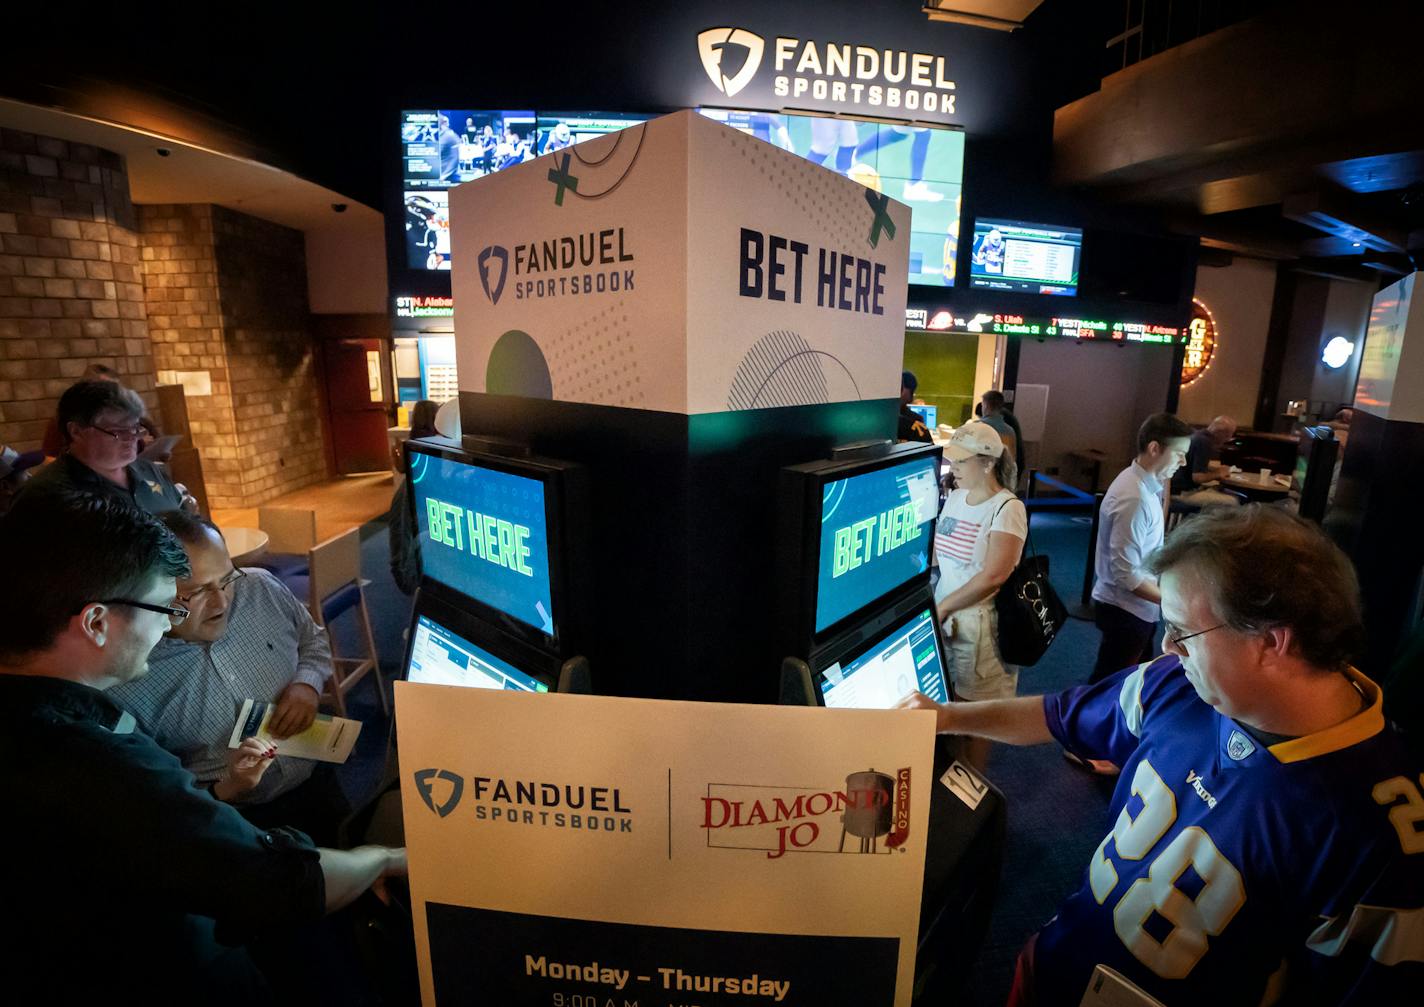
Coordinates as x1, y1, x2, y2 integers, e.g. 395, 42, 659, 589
254, 507, 317, 581
308, 528, 388, 717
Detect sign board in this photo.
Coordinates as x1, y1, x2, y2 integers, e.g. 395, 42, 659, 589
449, 110, 912, 415
396, 295, 456, 319
1180, 299, 1217, 387
398, 685, 935, 1006
915, 307, 1184, 344
1011, 383, 1049, 443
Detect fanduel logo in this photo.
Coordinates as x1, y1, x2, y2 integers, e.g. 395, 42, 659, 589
478, 245, 509, 305
698, 27, 765, 97
414, 768, 464, 817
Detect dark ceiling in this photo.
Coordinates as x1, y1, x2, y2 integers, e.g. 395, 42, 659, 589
9, 0, 1419, 284
1053, 0, 1424, 280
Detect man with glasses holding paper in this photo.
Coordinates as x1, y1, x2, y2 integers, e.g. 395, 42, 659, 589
19, 378, 194, 514
110, 509, 344, 842
0, 494, 404, 1002
898, 506, 1421, 1007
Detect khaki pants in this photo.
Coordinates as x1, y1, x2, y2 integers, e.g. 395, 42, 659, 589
945, 604, 1019, 701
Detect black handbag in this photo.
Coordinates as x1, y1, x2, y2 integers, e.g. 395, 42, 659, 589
990, 497, 1068, 666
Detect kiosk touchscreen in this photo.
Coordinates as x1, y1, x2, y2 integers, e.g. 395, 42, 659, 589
779, 442, 942, 653
407, 615, 550, 693
817, 605, 949, 710
405, 439, 587, 653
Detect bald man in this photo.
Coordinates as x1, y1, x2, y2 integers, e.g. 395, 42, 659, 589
1171, 415, 1241, 507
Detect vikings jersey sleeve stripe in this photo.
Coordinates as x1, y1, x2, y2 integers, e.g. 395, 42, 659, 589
1043, 655, 1177, 766
1118, 661, 1147, 738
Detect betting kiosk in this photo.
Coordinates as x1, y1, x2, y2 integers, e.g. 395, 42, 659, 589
776, 440, 1007, 1000
1290, 425, 1339, 524
402, 436, 592, 694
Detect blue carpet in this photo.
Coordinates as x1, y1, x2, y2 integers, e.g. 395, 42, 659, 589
333, 511, 1140, 1005
958, 511, 1120, 1005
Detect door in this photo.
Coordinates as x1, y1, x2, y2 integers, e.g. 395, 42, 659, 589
320, 337, 394, 474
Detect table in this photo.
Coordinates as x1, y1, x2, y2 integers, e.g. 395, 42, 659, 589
224, 526, 270, 565
1068, 448, 1109, 495
1220, 473, 1291, 501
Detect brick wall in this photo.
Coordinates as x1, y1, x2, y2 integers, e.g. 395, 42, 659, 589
139, 204, 324, 508
137, 204, 243, 504
0, 129, 155, 451
211, 206, 324, 503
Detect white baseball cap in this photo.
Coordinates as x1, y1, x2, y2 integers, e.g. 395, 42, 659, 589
944, 421, 1005, 461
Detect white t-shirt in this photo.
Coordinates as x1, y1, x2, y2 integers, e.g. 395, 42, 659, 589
933, 488, 1027, 608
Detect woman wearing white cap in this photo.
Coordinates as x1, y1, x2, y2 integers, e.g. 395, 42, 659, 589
934, 421, 1026, 770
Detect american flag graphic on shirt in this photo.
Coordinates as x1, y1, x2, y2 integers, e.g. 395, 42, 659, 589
935, 513, 981, 566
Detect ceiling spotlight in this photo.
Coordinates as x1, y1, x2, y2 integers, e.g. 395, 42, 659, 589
1352, 241, 1362, 247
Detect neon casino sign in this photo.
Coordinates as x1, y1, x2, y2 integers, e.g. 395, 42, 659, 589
1181, 299, 1218, 386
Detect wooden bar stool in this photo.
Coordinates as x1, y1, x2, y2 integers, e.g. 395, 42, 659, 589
308, 528, 388, 717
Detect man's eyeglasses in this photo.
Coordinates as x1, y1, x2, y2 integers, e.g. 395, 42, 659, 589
97, 599, 190, 625
177, 567, 245, 606
89, 424, 145, 442
1164, 621, 1225, 653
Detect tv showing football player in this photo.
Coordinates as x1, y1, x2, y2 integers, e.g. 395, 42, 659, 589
699, 108, 964, 286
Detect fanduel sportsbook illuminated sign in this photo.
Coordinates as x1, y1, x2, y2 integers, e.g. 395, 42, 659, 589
697, 27, 959, 116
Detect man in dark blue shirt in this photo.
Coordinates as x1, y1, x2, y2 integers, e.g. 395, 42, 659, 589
1170, 415, 1238, 504
0, 494, 405, 1002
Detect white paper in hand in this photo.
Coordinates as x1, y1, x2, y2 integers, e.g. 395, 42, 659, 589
228, 699, 361, 763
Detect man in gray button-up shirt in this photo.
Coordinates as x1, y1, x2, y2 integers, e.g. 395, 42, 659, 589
110, 511, 337, 817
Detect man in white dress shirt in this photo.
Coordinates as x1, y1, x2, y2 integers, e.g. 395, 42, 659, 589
1090, 412, 1193, 684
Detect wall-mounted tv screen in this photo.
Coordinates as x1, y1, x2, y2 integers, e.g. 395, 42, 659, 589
698, 108, 964, 287
970, 218, 1081, 296
408, 448, 555, 636
400, 109, 650, 272
535, 112, 651, 156
401, 109, 535, 271
814, 453, 940, 634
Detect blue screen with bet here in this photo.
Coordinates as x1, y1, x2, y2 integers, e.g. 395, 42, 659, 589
815, 456, 939, 633
409, 453, 554, 635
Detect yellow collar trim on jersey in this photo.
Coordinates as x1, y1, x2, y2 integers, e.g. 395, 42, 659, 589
1267, 667, 1384, 764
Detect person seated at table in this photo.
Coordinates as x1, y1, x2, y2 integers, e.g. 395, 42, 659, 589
19, 379, 192, 515
0, 492, 404, 1003
899, 505, 1422, 1007
1169, 415, 1241, 508
39, 362, 160, 457
0, 443, 45, 516
109, 509, 348, 844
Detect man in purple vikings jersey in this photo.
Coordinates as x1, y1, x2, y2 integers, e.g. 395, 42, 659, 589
899, 505, 1422, 1006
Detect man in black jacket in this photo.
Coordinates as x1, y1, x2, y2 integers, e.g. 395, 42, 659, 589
0, 494, 405, 1002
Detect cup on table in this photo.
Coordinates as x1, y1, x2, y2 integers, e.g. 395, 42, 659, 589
1259, 468, 1272, 484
